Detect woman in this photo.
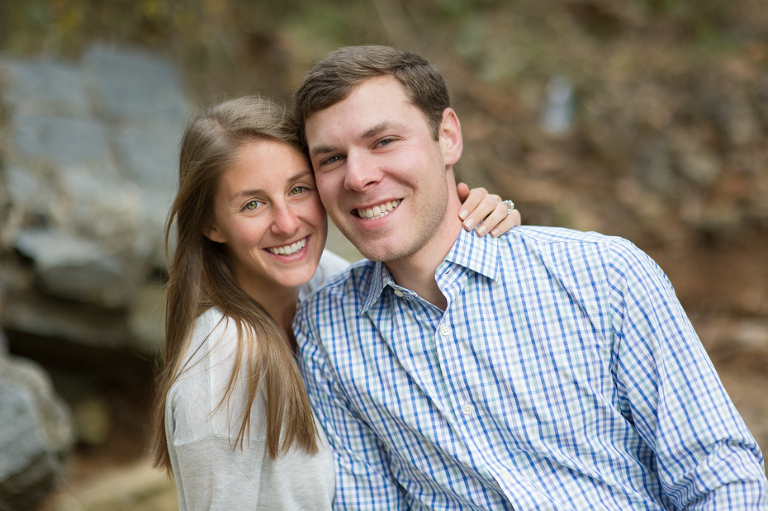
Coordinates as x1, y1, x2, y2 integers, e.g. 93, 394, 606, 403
152, 96, 520, 510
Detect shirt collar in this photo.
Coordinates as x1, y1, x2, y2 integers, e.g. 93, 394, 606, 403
360, 260, 394, 314
443, 226, 499, 281
359, 227, 500, 314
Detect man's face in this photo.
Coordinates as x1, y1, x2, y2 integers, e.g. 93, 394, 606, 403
305, 75, 462, 264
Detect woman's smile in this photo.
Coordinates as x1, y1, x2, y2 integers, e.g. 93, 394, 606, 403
266, 235, 308, 256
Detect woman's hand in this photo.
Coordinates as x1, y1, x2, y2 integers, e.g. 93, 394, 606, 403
457, 182, 521, 237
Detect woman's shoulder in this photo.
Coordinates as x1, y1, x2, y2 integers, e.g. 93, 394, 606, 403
184, 307, 237, 362
171, 307, 243, 395
299, 249, 351, 300
167, 307, 254, 441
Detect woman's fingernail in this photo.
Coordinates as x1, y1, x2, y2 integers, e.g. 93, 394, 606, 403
464, 218, 476, 229
476, 225, 487, 236
459, 209, 468, 220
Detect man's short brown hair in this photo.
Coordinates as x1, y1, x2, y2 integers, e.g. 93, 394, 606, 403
294, 45, 450, 145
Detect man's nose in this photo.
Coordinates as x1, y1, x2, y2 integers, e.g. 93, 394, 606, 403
344, 150, 382, 191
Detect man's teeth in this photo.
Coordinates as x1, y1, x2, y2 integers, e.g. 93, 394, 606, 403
268, 237, 306, 255
357, 200, 401, 220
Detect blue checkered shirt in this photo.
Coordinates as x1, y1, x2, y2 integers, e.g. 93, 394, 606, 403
295, 226, 768, 510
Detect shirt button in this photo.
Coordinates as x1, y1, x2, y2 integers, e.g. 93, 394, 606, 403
440, 325, 450, 337
461, 403, 474, 416
393, 289, 404, 297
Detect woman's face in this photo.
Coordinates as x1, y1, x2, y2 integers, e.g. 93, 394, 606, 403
205, 139, 327, 302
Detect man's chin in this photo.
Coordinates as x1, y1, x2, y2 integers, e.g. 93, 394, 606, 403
334, 219, 409, 261
349, 235, 414, 263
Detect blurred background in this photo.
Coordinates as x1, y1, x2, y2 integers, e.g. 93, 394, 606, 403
0, 0, 766, 509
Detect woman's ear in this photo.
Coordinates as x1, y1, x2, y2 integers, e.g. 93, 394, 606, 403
203, 223, 226, 244
439, 108, 463, 166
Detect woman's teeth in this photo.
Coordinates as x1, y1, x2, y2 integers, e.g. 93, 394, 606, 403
268, 237, 306, 255
357, 200, 401, 220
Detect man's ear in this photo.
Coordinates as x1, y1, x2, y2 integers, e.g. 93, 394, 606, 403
439, 108, 463, 166
203, 223, 226, 244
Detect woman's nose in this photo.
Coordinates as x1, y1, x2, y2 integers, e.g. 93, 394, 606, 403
270, 203, 300, 235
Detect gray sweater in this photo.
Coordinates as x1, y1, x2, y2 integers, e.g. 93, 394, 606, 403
165, 250, 349, 510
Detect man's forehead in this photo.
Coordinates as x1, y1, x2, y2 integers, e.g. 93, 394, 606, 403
305, 76, 419, 146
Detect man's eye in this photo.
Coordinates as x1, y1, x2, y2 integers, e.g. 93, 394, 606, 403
376, 138, 395, 147
323, 155, 343, 165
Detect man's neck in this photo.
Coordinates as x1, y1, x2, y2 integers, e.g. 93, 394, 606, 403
384, 212, 463, 311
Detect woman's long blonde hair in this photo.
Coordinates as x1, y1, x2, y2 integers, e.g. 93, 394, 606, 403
152, 96, 318, 471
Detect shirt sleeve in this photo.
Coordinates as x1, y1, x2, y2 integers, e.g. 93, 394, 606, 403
606, 237, 768, 509
295, 305, 408, 510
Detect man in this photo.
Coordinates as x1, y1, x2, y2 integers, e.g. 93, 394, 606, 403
292, 45, 768, 509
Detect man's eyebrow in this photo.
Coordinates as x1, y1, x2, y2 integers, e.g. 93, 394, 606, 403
310, 121, 405, 158
310, 144, 335, 158
361, 121, 391, 140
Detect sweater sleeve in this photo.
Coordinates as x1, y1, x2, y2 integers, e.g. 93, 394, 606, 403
165, 310, 270, 510
169, 432, 267, 511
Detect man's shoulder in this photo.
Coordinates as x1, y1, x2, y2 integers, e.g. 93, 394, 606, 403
500, 226, 655, 279
504, 225, 617, 246
502, 225, 644, 256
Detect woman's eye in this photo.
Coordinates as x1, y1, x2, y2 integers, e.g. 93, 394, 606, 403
290, 186, 308, 195
244, 200, 262, 211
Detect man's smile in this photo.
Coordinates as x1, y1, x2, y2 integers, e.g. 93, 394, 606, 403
355, 199, 402, 220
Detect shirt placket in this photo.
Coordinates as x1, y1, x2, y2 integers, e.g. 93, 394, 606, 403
435, 267, 561, 510
434, 268, 503, 491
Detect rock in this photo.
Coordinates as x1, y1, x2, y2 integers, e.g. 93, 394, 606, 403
0, 355, 75, 511
0, 43, 189, 355
82, 43, 188, 127
114, 125, 180, 193
14, 230, 129, 307
11, 114, 117, 172
2, 287, 133, 349
0, 59, 90, 117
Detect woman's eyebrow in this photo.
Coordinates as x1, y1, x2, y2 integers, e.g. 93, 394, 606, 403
229, 170, 312, 202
